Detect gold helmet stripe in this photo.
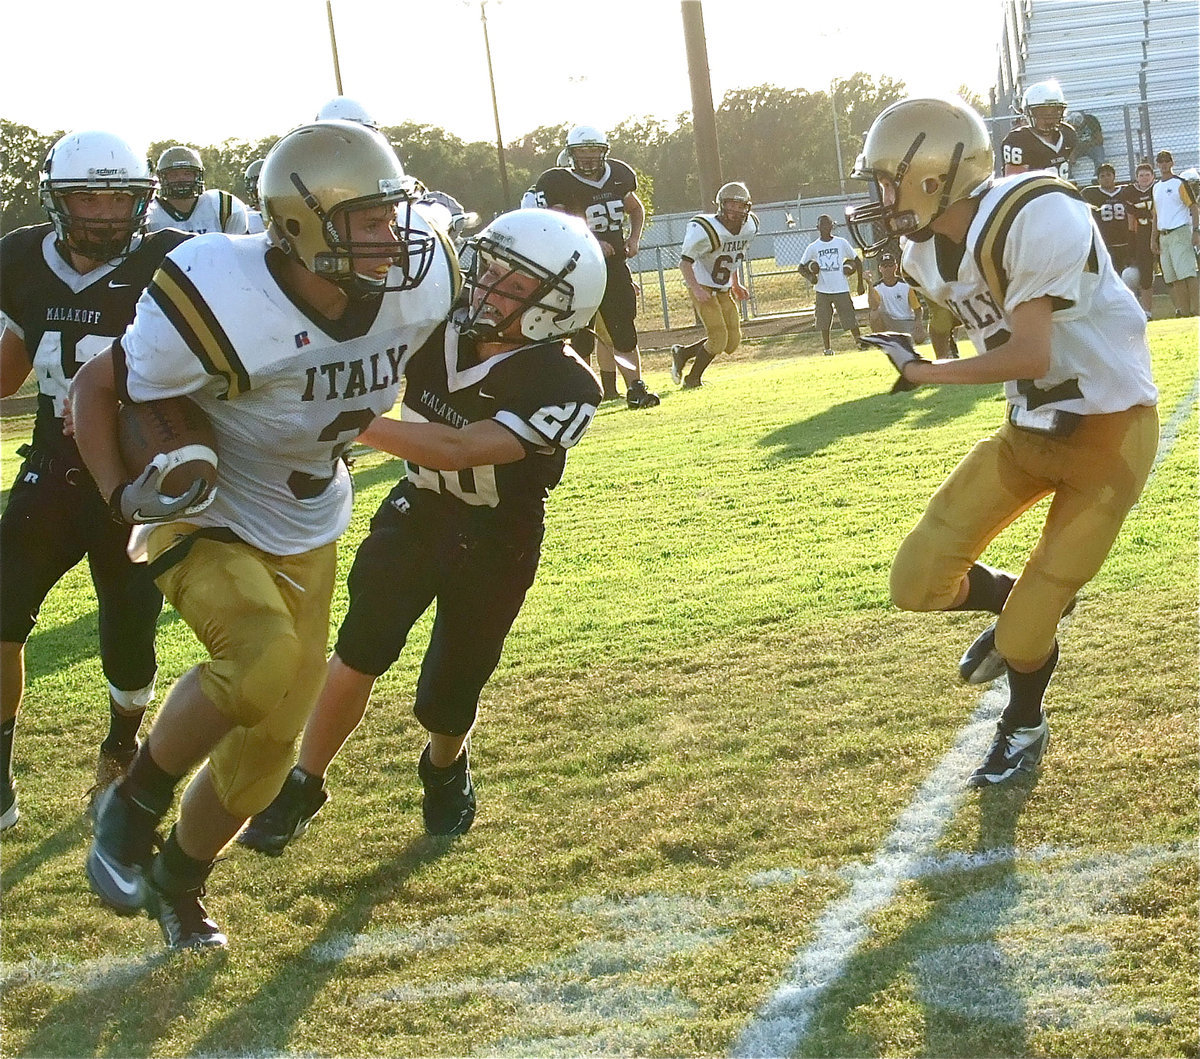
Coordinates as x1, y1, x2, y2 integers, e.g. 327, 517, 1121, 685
148, 258, 251, 398
692, 215, 721, 253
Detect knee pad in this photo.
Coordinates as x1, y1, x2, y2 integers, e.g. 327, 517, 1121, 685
199, 618, 303, 728
210, 728, 301, 820
889, 529, 964, 612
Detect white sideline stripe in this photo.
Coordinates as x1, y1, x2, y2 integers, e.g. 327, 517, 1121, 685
730, 381, 1198, 1059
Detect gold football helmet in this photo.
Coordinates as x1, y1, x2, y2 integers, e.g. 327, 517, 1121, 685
259, 120, 434, 296
156, 145, 205, 199
715, 180, 752, 228
845, 97, 993, 254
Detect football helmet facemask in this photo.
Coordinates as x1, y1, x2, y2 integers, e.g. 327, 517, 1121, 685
716, 181, 752, 229
1022, 80, 1068, 133
845, 97, 993, 254
316, 96, 379, 129
566, 125, 609, 178
156, 145, 204, 200
40, 130, 155, 262
259, 120, 435, 297
457, 208, 606, 343
243, 158, 264, 209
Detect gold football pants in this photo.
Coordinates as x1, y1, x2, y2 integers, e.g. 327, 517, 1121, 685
890, 403, 1159, 668
149, 525, 337, 818
690, 288, 743, 355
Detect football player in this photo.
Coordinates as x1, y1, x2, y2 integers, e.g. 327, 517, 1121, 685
243, 158, 266, 234
671, 181, 759, 388
72, 120, 457, 949
1001, 80, 1077, 179
530, 125, 659, 408
1121, 161, 1157, 318
847, 96, 1158, 787
1081, 163, 1133, 273
0, 131, 191, 832
798, 214, 867, 355
146, 146, 251, 235
237, 208, 604, 853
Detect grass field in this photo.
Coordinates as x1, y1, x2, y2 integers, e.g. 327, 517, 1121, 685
0, 321, 1196, 1058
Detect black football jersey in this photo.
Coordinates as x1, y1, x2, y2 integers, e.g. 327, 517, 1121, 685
530, 161, 638, 252
1081, 185, 1132, 250
1121, 183, 1155, 243
0, 224, 190, 461
1000, 123, 1078, 179
400, 321, 602, 529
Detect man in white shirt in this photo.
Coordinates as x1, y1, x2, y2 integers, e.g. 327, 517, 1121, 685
867, 253, 926, 342
799, 214, 866, 355
1150, 150, 1199, 317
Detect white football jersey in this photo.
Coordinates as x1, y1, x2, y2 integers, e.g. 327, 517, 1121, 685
679, 211, 759, 290
902, 172, 1157, 416
120, 222, 459, 555
246, 209, 266, 234
799, 235, 857, 294
146, 189, 251, 235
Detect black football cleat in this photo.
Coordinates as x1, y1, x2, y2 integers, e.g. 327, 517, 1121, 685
418, 744, 476, 837
967, 718, 1049, 787
237, 767, 328, 856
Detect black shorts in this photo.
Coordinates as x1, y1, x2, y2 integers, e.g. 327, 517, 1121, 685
1132, 237, 1155, 290
335, 481, 543, 736
597, 258, 638, 352
1106, 243, 1132, 274
814, 291, 858, 333
0, 448, 161, 688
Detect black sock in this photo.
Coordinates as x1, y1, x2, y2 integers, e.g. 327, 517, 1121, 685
102, 700, 144, 754
153, 826, 214, 894
683, 338, 707, 360
599, 370, 619, 396
950, 563, 1016, 614
1, 718, 14, 788
686, 350, 715, 384
1001, 642, 1059, 729
120, 741, 183, 819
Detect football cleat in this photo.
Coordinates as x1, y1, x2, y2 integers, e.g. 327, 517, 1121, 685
967, 718, 1049, 787
625, 380, 661, 409
1, 778, 17, 831
681, 377, 703, 389
669, 345, 688, 385
823, 348, 835, 356
958, 621, 1005, 685
146, 875, 227, 950
418, 743, 476, 837
237, 767, 329, 856
86, 784, 159, 914
87, 741, 139, 820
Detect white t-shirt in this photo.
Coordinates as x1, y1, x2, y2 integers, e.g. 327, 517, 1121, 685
872, 278, 919, 321
1151, 175, 1195, 231
799, 235, 857, 294
902, 172, 1157, 417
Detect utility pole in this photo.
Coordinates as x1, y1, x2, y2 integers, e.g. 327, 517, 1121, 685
680, 0, 722, 206
326, 0, 343, 95
480, 1, 511, 204
830, 78, 846, 197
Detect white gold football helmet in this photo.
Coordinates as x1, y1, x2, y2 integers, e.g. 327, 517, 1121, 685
316, 96, 379, 129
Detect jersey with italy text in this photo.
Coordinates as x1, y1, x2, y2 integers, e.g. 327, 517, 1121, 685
400, 319, 602, 532
531, 161, 637, 254
0, 224, 191, 462
117, 224, 459, 555
1001, 123, 1077, 179
146, 189, 250, 235
1080, 184, 1132, 252
679, 211, 760, 289
901, 172, 1157, 417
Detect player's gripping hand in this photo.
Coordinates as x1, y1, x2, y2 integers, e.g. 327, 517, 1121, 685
860, 332, 928, 393
108, 456, 215, 524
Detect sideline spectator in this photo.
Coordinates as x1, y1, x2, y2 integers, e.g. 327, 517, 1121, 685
1081, 163, 1133, 272
1150, 150, 1199, 317
799, 214, 866, 356
867, 253, 927, 342
1121, 161, 1157, 318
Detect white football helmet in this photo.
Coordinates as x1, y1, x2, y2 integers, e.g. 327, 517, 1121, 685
566, 125, 609, 178
156, 145, 205, 200
260, 120, 434, 296
1022, 80, 1068, 132
846, 97, 993, 254
316, 96, 379, 129
243, 158, 265, 209
556, 147, 572, 168
458, 208, 606, 342
40, 130, 155, 261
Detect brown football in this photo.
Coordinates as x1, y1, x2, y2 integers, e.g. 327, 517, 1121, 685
117, 396, 219, 499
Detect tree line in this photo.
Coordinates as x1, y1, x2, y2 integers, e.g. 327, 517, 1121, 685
2, 76, 985, 235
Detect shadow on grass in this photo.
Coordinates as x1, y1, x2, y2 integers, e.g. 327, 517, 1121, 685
759, 384, 1000, 461
797, 773, 1040, 1058
21, 606, 185, 686
0, 812, 90, 888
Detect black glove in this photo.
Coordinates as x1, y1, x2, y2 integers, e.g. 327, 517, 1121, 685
859, 332, 927, 393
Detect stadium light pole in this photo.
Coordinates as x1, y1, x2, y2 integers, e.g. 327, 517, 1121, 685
478, 0, 511, 204
680, 0, 722, 207
326, 0, 343, 95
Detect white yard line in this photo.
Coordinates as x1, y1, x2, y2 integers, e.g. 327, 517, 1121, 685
731, 379, 1198, 1059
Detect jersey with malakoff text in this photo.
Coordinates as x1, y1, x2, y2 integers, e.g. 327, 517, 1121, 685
1000, 123, 1077, 179
531, 161, 638, 254
117, 225, 459, 555
679, 212, 760, 290
901, 172, 1157, 417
